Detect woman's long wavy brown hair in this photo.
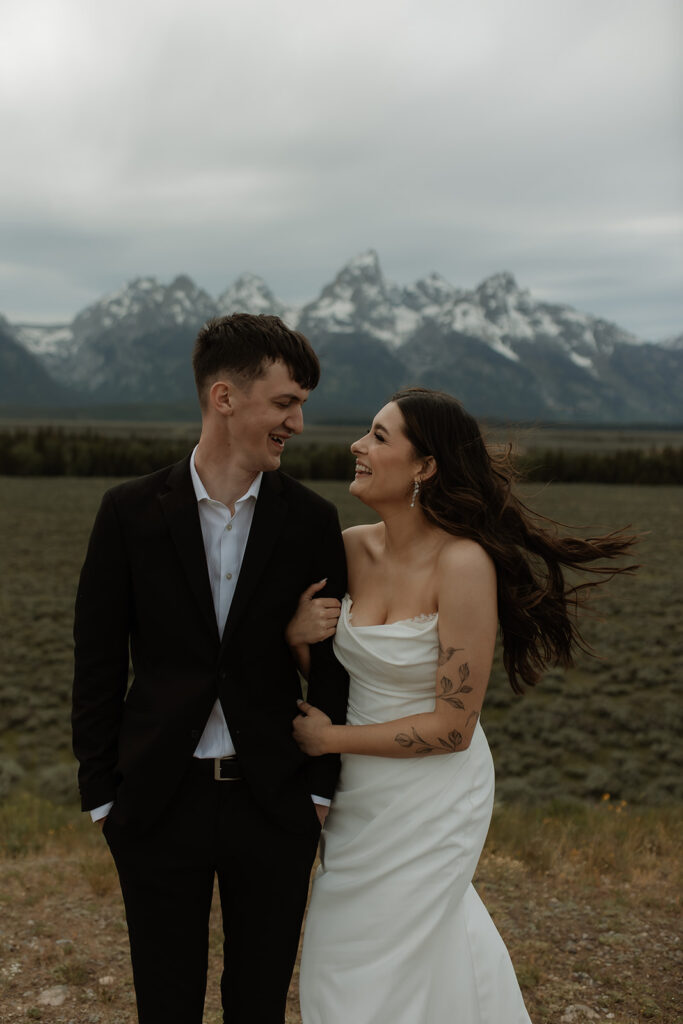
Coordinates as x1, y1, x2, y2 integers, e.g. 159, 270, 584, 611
393, 387, 638, 694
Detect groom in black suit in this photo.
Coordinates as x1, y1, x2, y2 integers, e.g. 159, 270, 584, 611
72, 314, 348, 1023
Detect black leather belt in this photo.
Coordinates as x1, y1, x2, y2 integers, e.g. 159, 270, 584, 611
192, 755, 243, 782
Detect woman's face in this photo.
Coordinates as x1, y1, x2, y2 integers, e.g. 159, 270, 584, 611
349, 402, 424, 508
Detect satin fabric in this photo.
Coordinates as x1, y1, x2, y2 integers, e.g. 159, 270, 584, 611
300, 595, 532, 1023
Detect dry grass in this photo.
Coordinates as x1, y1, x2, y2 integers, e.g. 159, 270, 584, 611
0, 796, 680, 1023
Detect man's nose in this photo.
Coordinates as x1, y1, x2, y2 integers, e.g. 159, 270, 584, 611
285, 405, 304, 435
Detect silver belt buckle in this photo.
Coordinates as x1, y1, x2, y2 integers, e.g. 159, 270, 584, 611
214, 756, 237, 781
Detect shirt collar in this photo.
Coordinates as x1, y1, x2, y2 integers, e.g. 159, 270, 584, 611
190, 445, 263, 507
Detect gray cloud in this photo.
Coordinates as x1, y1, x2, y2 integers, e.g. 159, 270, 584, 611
0, 0, 680, 338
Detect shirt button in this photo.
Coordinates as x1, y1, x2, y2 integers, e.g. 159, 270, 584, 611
225, 572, 232, 580
225, 523, 232, 531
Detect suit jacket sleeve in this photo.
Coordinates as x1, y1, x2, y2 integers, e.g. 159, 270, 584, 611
72, 489, 131, 811
304, 503, 349, 799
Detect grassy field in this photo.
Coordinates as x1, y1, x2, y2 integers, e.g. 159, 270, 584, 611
0, 474, 681, 1021
1, 475, 680, 806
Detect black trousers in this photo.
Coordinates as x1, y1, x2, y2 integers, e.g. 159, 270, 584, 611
104, 764, 320, 1024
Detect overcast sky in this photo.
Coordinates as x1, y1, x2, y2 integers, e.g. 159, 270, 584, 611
1, 0, 681, 339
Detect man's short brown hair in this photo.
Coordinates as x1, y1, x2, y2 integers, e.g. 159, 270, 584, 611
192, 313, 320, 407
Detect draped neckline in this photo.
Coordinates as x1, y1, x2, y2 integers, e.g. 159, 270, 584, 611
344, 593, 438, 630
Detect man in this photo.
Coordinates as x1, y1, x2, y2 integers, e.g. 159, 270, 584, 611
72, 314, 348, 1023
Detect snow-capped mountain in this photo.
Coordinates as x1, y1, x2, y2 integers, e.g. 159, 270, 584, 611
217, 272, 294, 322
295, 251, 642, 373
72, 275, 217, 345
297, 250, 407, 344
5, 252, 683, 421
25, 276, 219, 398
0, 316, 72, 405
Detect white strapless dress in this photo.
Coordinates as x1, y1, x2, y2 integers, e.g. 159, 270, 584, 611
299, 595, 531, 1023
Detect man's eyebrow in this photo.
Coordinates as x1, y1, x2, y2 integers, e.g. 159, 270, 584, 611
275, 392, 308, 403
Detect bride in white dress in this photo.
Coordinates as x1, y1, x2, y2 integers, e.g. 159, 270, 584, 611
287, 387, 635, 1024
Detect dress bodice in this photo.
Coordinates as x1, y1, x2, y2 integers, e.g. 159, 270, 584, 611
333, 594, 440, 726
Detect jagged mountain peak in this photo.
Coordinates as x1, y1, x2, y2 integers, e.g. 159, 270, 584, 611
319, 249, 387, 296
474, 271, 533, 316
297, 249, 395, 339
217, 272, 286, 318
341, 249, 382, 277
402, 272, 461, 311
232, 271, 270, 288
476, 270, 520, 295
169, 273, 202, 293
73, 275, 216, 336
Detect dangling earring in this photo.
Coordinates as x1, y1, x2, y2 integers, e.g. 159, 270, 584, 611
410, 479, 420, 508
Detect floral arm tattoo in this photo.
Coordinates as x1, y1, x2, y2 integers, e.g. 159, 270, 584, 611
394, 652, 480, 755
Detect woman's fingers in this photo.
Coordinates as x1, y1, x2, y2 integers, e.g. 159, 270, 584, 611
286, 590, 341, 646
300, 578, 328, 601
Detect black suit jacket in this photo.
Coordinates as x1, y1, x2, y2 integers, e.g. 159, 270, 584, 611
72, 456, 349, 834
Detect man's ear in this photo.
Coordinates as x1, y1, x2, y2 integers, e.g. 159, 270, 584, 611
208, 379, 233, 416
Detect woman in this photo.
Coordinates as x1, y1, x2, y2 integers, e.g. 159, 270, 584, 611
287, 387, 635, 1024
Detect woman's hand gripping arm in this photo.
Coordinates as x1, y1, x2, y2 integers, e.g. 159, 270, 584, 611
285, 578, 342, 679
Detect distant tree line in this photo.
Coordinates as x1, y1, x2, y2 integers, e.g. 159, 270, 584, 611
0, 426, 681, 484
520, 446, 683, 485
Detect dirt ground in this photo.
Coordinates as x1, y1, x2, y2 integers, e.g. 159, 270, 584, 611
0, 836, 680, 1024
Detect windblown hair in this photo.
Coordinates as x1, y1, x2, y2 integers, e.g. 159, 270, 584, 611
192, 313, 320, 407
392, 386, 638, 694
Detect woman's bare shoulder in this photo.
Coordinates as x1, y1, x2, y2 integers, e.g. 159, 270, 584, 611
342, 523, 383, 558
437, 535, 496, 580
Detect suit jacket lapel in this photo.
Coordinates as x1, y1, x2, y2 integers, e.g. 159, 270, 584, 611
220, 471, 287, 650
159, 457, 219, 642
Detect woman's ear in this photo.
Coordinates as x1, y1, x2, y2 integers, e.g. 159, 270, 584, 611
420, 455, 437, 482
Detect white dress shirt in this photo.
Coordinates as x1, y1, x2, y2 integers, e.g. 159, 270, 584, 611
190, 448, 262, 757
90, 448, 327, 821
